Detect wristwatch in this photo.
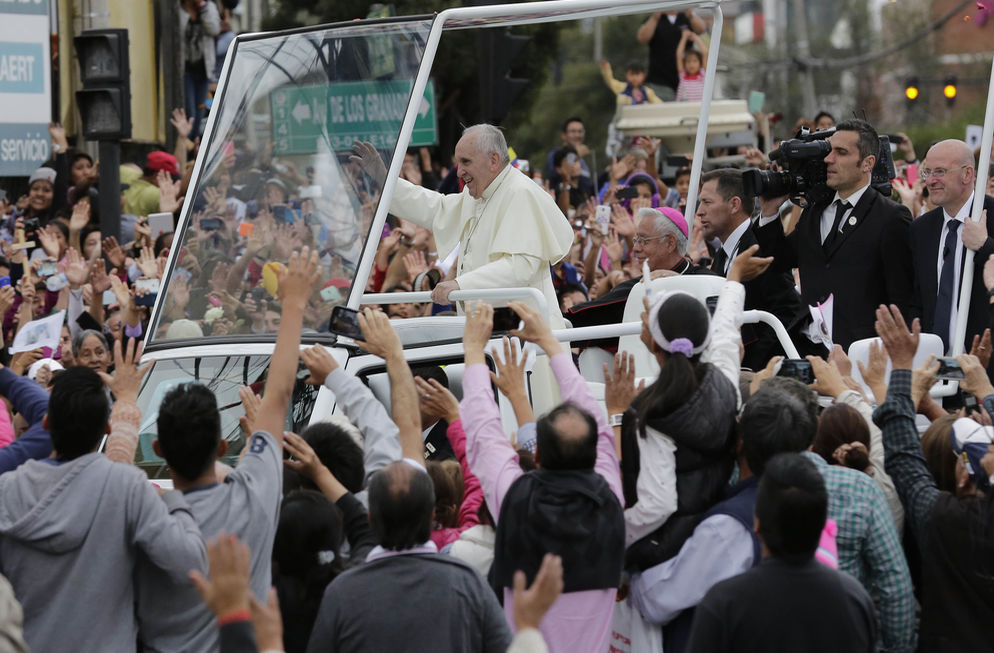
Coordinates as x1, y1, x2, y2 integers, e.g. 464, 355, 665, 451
609, 413, 624, 427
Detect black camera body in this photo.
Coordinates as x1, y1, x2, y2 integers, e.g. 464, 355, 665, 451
742, 127, 897, 207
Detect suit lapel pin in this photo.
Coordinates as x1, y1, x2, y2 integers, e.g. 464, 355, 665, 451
848, 216, 857, 226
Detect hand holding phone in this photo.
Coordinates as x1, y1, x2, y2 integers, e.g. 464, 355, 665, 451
328, 305, 364, 340
776, 358, 814, 384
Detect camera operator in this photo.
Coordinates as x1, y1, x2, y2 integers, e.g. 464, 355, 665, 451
755, 119, 915, 350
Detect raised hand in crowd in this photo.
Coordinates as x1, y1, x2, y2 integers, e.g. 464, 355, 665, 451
283, 431, 349, 502
856, 339, 889, 405
190, 533, 249, 614
687, 221, 709, 264
969, 328, 992, 370
301, 345, 338, 387
911, 356, 941, 411
727, 244, 772, 283
138, 246, 160, 279
416, 376, 461, 425
9, 349, 43, 377
512, 553, 564, 633
957, 353, 994, 401
64, 247, 90, 290
807, 355, 848, 399
170, 107, 194, 143
403, 249, 429, 285
874, 304, 919, 370
0, 284, 14, 318
463, 300, 494, 368
356, 307, 422, 463
508, 300, 561, 357
827, 345, 872, 398
98, 338, 152, 404
489, 335, 536, 431
158, 171, 184, 214
237, 385, 262, 439
750, 355, 782, 397
605, 351, 644, 417
103, 236, 126, 269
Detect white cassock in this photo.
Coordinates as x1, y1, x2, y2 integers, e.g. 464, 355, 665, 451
389, 163, 574, 326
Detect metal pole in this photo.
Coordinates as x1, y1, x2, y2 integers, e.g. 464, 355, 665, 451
951, 54, 994, 355
789, 0, 817, 117
98, 140, 121, 240
682, 2, 721, 223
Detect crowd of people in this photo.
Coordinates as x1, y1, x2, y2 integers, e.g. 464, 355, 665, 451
0, 6, 993, 653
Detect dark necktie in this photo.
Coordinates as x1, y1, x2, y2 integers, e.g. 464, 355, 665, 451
823, 199, 851, 251
711, 248, 728, 276
935, 220, 962, 351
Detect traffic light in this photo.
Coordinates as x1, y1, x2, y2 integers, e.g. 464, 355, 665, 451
904, 77, 920, 103
74, 29, 131, 140
478, 28, 530, 125
943, 75, 957, 107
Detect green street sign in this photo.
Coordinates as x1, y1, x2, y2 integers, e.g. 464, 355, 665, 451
271, 79, 437, 154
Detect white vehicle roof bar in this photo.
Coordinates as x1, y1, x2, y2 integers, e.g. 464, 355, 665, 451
348, 0, 722, 308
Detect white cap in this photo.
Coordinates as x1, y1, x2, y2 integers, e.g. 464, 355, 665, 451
27, 358, 64, 380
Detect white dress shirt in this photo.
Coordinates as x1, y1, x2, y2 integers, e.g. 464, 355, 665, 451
820, 183, 871, 244
936, 193, 974, 351
718, 219, 751, 274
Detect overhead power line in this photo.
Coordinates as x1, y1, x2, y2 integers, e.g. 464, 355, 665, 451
726, 0, 976, 71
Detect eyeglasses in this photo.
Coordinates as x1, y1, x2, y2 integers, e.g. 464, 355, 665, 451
633, 234, 666, 246
920, 165, 968, 181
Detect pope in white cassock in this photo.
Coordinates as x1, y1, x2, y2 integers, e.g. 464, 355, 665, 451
352, 124, 575, 326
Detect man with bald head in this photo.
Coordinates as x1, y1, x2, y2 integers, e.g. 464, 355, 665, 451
353, 125, 574, 325
306, 459, 511, 652
910, 139, 994, 354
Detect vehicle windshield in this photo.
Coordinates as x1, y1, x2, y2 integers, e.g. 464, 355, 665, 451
148, 18, 433, 345
134, 355, 317, 479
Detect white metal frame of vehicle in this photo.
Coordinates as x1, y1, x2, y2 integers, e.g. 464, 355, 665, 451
131, 0, 797, 459
134, 0, 994, 468
347, 0, 724, 312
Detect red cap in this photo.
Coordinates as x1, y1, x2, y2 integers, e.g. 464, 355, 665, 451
146, 151, 180, 176
325, 278, 351, 289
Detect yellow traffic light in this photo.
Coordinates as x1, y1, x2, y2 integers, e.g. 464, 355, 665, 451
943, 74, 958, 104
905, 85, 919, 101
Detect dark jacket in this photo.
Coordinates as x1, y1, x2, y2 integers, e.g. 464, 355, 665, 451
910, 194, 994, 354
565, 260, 715, 349
493, 468, 624, 592
621, 364, 738, 571
755, 188, 914, 350
713, 225, 806, 369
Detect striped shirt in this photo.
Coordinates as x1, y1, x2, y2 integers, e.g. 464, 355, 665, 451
676, 71, 706, 102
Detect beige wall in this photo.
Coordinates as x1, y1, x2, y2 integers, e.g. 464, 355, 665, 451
58, 0, 161, 144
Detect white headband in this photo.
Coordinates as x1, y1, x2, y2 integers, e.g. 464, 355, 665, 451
646, 290, 710, 357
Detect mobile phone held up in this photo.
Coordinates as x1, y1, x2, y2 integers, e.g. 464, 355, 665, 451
328, 306, 364, 340
935, 357, 965, 380
776, 358, 814, 385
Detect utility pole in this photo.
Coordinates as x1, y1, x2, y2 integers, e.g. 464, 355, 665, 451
790, 0, 818, 117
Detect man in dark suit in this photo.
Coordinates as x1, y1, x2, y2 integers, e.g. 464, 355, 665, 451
565, 207, 714, 348
756, 120, 915, 351
909, 138, 994, 355
410, 365, 455, 461
697, 168, 807, 368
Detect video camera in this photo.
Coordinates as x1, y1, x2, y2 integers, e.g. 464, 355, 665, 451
742, 127, 897, 207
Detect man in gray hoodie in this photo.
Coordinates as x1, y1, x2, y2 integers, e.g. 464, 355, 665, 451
0, 365, 207, 653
